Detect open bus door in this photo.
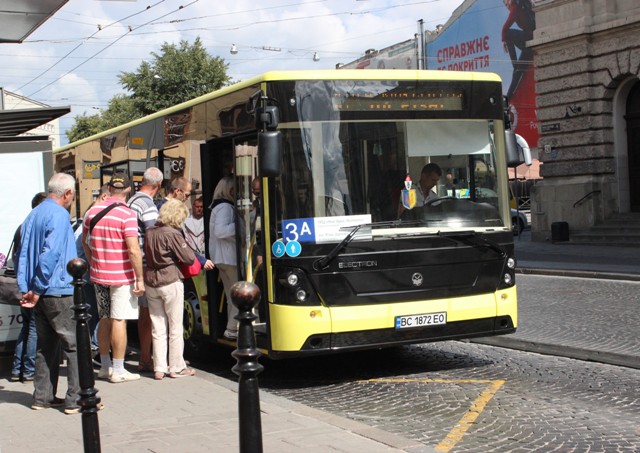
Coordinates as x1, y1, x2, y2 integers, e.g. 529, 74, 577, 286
185, 133, 271, 354
184, 95, 282, 357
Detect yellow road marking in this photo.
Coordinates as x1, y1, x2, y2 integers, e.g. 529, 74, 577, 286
361, 378, 505, 452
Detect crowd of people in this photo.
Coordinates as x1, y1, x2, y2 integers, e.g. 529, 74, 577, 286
7, 167, 236, 415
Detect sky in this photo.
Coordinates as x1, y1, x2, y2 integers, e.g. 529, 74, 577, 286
0, 0, 464, 146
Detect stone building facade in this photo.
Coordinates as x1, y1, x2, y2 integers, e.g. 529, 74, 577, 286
530, 0, 640, 241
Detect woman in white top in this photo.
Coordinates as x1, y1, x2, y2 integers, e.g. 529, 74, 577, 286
208, 176, 245, 340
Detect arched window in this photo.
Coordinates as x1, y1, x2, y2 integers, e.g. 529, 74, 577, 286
626, 81, 640, 212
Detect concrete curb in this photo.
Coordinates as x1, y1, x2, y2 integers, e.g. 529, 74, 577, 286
472, 336, 640, 370
516, 267, 640, 282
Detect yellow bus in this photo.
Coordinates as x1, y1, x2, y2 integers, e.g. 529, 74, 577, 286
57, 70, 518, 359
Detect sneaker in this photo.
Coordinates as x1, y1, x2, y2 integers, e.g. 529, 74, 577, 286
96, 368, 112, 380
23, 374, 34, 381
223, 329, 238, 340
32, 397, 65, 410
9, 374, 20, 382
109, 370, 140, 383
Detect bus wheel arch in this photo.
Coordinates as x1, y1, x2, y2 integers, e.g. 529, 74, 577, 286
183, 291, 203, 356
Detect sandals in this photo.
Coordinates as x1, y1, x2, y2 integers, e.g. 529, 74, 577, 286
168, 368, 196, 378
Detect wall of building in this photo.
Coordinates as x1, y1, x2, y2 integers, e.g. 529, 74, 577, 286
530, 0, 640, 240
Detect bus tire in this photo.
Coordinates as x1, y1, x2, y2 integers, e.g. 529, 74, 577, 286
183, 292, 203, 359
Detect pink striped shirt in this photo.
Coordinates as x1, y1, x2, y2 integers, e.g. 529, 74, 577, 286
83, 197, 139, 286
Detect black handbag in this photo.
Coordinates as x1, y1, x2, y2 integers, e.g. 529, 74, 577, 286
0, 239, 20, 306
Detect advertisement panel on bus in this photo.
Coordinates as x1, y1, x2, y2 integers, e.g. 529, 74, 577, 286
425, 0, 538, 149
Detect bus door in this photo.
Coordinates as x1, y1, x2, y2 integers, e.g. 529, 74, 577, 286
200, 134, 266, 342
232, 135, 269, 338
199, 137, 233, 341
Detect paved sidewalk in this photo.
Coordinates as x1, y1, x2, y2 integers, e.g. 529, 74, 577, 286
474, 230, 640, 369
0, 360, 432, 453
513, 230, 640, 280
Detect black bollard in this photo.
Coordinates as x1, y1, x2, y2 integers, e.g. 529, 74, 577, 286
67, 258, 102, 453
230, 281, 264, 453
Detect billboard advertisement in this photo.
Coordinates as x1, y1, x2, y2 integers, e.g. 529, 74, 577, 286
426, 0, 538, 149
342, 40, 418, 70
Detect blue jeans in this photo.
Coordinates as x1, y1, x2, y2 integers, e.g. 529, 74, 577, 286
33, 295, 80, 409
83, 280, 100, 350
11, 307, 37, 377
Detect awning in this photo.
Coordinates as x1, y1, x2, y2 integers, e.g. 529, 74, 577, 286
0, 0, 69, 43
0, 106, 71, 136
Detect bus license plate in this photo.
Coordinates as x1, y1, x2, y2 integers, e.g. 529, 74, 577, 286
395, 312, 447, 329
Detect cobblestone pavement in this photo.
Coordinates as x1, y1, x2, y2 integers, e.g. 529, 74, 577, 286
514, 275, 640, 355
476, 274, 640, 368
252, 342, 640, 452
194, 272, 640, 452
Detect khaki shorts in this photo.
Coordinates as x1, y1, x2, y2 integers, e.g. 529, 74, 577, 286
95, 283, 139, 320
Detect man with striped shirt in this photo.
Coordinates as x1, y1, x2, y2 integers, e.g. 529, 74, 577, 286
127, 167, 163, 373
82, 172, 144, 383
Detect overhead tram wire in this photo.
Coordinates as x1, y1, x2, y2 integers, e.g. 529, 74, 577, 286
26, 0, 200, 100
16, 0, 168, 94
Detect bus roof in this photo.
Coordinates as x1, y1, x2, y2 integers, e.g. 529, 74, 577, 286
55, 69, 502, 154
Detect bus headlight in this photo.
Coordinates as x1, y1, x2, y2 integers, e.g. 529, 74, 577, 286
276, 268, 320, 306
279, 271, 300, 287
507, 257, 516, 269
503, 273, 512, 285
286, 273, 299, 286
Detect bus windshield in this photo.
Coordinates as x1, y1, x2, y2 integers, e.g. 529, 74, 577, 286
269, 78, 509, 243
275, 117, 506, 240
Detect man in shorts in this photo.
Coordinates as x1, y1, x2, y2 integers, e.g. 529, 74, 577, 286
82, 172, 144, 383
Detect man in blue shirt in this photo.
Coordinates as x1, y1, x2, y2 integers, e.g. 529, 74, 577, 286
17, 173, 81, 414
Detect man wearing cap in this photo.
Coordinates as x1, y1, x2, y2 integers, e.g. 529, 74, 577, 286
82, 172, 144, 383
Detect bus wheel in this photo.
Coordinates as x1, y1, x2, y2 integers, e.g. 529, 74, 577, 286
183, 292, 203, 358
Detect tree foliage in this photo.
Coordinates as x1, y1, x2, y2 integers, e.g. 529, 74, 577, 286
66, 113, 103, 143
120, 37, 230, 115
101, 95, 139, 129
66, 37, 230, 142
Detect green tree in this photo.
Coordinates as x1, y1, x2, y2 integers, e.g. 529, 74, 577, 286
66, 37, 230, 142
66, 113, 103, 143
119, 37, 230, 115
101, 94, 139, 129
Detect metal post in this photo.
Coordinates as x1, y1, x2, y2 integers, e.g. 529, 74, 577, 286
67, 258, 102, 453
230, 281, 263, 453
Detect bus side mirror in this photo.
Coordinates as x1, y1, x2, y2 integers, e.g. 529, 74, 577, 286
505, 130, 533, 167
505, 129, 524, 167
515, 133, 532, 166
259, 130, 282, 177
256, 105, 279, 130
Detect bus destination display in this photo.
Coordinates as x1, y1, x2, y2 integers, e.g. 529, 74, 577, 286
333, 89, 464, 112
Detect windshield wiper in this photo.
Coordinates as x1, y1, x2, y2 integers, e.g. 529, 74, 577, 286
439, 231, 506, 258
312, 223, 506, 271
312, 221, 401, 271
